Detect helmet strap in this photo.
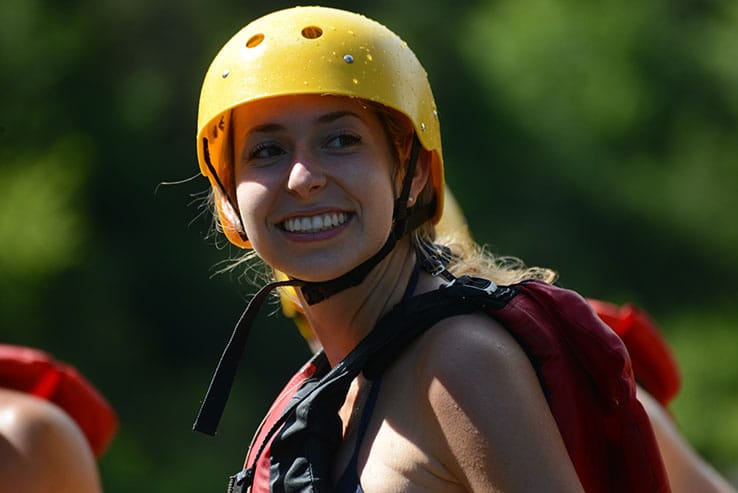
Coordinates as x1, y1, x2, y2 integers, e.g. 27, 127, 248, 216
193, 135, 434, 436
297, 135, 431, 305
202, 136, 249, 243
193, 276, 305, 436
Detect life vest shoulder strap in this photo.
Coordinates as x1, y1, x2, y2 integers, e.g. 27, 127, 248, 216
239, 278, 671, 493
367, 278, 670, 493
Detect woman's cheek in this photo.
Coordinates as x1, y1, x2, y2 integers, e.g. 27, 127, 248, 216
236, 183, 270, 236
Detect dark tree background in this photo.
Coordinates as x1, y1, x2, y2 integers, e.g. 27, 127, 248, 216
1, 0, 737, 490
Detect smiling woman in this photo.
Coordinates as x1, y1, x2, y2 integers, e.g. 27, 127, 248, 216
188, 6, 670, 493
231, 95, 401, 283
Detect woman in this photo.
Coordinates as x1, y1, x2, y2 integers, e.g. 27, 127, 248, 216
192, 7, 669, 492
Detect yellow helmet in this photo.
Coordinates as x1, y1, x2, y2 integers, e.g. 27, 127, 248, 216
196, 6, 444, 248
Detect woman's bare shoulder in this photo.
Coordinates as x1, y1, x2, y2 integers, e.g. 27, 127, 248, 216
0, 388, 102, 493
401, 312, 585, 492
414, 311, 530, 382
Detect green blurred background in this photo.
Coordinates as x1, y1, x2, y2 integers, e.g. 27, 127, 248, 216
1, 0, 737, 490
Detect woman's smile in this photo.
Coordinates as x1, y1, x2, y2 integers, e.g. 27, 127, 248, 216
232, 94, 398, 281
280, 211, 351, 234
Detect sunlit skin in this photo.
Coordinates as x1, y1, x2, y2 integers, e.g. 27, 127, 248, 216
232, 94, 429, 363
638, 387, 737, 493
232, 94, 398, 284
0, 389, 101, 493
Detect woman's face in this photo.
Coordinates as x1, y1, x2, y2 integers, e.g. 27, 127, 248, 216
232, 95, 399, 282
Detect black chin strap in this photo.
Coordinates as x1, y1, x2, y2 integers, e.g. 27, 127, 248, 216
193, 135, 433, 436
298, 200, 435, 305
297, 135, 427, 305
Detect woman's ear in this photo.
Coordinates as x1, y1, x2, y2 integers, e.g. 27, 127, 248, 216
215, 189, 245, 234
407, 148, 432, 205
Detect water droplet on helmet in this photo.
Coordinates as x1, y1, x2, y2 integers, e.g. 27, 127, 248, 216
222, 69, 230, 79
343, 54, 354, 64
352, 78, 359, 85
420, 122, 426, 131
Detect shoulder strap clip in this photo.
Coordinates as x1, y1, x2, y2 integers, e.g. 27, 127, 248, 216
227, 468, 252, 493
442, 276, 517, 309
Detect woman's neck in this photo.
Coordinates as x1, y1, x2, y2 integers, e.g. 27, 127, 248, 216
299, 240, 419, 367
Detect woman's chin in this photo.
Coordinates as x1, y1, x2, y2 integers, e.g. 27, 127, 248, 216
278, 267, 349, 283
273, 254, 369, 284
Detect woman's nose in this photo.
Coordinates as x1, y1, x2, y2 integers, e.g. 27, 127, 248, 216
286, 156, 327, 198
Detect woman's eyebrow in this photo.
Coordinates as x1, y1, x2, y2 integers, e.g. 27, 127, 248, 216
245, 110, 362, 137
316, 110, 361, 125
248, 123, 284, 135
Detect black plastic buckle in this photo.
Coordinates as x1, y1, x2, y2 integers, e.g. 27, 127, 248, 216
442, 276, 517, 309
452, 275, 498, 294
227, 468, 253, 493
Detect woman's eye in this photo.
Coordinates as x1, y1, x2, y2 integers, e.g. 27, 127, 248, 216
325, 133, 361, 149
248, 143, 284, 160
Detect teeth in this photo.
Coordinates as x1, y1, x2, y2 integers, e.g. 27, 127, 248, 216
283, 212, 348, 233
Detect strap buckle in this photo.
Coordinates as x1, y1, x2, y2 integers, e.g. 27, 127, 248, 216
227, 468, 253, 493
442, 276, 517, 309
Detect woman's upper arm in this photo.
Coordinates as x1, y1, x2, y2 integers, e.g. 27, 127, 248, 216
420, 314, 585, 493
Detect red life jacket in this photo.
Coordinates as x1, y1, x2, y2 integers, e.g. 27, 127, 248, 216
588, 298, 681, 407
238, 279, 670, 493
243, 353, 328, 491
0, 344, 118, 458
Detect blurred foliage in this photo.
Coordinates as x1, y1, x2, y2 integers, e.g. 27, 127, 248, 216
1, 0, 736, 490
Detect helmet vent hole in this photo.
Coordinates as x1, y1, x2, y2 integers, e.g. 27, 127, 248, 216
301, 26, 323, 39
246, 33, 264, 48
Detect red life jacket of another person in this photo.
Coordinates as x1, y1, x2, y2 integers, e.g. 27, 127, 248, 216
588, 298, 681, 407
0, 344, 118, 458
234, 279, 670, 493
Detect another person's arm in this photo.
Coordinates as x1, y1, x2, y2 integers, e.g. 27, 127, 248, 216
0, 388, 102, 493
639, 386, 737, 493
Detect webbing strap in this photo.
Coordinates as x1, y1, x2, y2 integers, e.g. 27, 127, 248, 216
193, 278, 304, 436
201, 137, 249, 243
195, 135, 432, 436
298, 136, 428, 306
298, 200, 435, 305
262, 277, 516, 492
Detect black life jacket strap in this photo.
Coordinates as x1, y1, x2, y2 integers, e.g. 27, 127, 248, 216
229, 264, 422, 492
194, 135, 432, 435
259, 276, 517, 492
363, 276, 516, 378
193, 278, 305, 436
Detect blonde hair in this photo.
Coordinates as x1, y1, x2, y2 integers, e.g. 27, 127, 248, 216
366, 100, 556, 285
414, 223, 557, 286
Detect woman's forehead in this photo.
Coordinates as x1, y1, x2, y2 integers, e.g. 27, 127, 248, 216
232, 94, 379, 132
